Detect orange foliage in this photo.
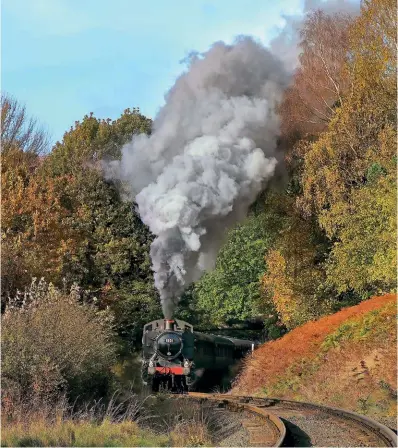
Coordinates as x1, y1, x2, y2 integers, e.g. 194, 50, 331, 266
234, 293, 397, 394
1, 148, 82, 294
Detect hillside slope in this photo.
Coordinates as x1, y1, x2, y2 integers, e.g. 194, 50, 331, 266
233, 294, 397, 424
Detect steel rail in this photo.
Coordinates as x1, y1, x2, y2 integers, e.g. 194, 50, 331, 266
187, 392, 286, 447
187, 392, 398, 447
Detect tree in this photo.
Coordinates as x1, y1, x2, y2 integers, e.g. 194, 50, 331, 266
47, 109, 151, 176
2, 105, 158, 345
297, 0, 396, 297
299, 0, 396, 232
193, 193, 284, 330
1, 94, 49, 154
261, 212, 331, 329
280, 10, 353, 139
39, 110, 158, 345
326, 162, 396, 296
1, 144, 81, 299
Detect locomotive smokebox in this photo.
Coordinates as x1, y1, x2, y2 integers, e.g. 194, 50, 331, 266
165, 319, 174, 330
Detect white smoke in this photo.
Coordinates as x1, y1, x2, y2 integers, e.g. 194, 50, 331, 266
108, 37, 289, 318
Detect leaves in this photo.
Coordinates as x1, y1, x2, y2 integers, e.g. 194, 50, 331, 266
2, 107, 157, 345
326, 172, 396, 295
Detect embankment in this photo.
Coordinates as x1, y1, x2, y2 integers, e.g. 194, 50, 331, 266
233, 294, 397, 424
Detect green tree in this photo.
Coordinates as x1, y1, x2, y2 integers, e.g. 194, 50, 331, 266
41, 110, 160, 345
193, 193, 285, 331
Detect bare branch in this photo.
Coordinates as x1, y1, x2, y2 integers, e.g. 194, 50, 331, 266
1, 93, 50, 154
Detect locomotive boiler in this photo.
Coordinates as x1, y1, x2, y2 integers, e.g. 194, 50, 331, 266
141, 318, 254, 392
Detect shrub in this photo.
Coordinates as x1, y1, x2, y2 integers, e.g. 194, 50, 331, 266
2, 279, 117, 410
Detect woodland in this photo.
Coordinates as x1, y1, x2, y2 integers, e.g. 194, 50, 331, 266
1, 0, 396, 417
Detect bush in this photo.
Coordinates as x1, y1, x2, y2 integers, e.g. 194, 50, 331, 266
2, 279, 117, 410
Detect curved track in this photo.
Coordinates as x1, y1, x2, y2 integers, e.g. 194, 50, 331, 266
186, 392, 397, 447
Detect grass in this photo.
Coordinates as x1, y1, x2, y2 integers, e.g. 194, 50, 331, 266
2, 418, 169, 447
233, 294, 397, 422
1, 393, 218, 447
170, 421, 212, 447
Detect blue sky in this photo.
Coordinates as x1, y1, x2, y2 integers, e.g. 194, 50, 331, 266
2, 0, 304, 145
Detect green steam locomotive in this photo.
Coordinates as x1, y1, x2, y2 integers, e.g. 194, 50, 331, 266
141, 318, 254, 392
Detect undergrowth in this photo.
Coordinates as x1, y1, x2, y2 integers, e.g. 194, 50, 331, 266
234, 294, 397, 422
2, 419, 168, 447
1, 393, 218, 447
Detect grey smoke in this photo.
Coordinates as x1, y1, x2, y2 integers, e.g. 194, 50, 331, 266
107, 1, 359, 318
108, 37, 289, 318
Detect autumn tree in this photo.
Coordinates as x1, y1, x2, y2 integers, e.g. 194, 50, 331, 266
298, 0, 396, 295
280, 10, 353, 139
326, 129, 396, 296
260, 198, 333, 329
1, 146, 80, 299
41, 110, 160, 345
2, 102, 158, 345
1, 97, 75, 299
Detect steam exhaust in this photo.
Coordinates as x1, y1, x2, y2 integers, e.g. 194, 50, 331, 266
107, 37, 289, 318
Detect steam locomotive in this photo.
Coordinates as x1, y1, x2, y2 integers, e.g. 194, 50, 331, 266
141, 318, 255, 392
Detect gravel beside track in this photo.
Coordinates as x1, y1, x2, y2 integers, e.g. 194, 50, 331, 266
211, 408, 250, 447
278, 408, 385, 447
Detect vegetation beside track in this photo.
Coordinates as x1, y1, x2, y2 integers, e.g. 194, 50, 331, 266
233, 294, 397, 422
1, 419, 168, 447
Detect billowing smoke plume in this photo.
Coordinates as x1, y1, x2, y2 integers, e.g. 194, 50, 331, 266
108, 37, 289, 318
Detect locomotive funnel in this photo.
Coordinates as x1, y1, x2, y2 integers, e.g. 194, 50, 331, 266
165, 319, 174, 330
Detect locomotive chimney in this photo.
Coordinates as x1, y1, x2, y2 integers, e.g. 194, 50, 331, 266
165, 319, 174, 330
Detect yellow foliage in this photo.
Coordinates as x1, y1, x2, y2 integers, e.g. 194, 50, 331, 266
326, 172, 396, 293
262, 249, 295, 327
262, 217, 328, 329
299, 0, 396, 234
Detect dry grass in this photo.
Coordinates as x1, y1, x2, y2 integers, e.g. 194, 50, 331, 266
170, 421, 212, 447
2, 393, 220, 447
233, 294, 397, 420
150, 397, 218, 446
1, 391, 168, 447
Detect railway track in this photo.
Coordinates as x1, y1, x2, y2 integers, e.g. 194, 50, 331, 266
186, 392, 397, 447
